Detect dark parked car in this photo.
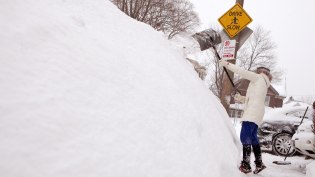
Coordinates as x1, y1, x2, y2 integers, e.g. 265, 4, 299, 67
258, 106, 311, 156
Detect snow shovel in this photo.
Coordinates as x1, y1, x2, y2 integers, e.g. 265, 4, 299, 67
272, 106, 309, 165
192, 29, 240, 93
272, 146, 292, 165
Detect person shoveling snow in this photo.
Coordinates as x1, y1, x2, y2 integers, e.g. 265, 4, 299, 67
219, 60, 273, 174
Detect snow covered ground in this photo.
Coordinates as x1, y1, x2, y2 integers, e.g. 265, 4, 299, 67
233, 119, 315, 177
247, 153, 311, 177
1, 0, 314, 176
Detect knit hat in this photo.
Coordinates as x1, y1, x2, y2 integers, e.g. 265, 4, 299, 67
256, 67, 272, 81
256, 66, 270, 72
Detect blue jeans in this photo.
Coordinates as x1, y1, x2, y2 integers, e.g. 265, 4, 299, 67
240, 121, 259, 145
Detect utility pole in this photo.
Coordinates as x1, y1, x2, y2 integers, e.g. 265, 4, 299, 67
219, 0, 245, 113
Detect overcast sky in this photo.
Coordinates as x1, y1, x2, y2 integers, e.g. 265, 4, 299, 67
189, 0, 315, 97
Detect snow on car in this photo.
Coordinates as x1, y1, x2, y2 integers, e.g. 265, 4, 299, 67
258, 106, 311, 156
292, 120, 315, 158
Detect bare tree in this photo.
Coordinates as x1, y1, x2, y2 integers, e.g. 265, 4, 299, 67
110, 0, 199, 39
236, 25, 283, 82
163, 0, 199, 39
206, 47, 224, 98
206, 26, 283, 97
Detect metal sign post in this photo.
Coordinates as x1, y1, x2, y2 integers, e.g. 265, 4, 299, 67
218, 0, 252, 113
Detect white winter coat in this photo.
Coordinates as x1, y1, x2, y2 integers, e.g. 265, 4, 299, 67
225, 63, 271, 126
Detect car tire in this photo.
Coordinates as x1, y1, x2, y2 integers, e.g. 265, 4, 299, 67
272, 132, 296, 156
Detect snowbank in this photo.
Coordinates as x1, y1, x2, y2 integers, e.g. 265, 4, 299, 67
0, 0, 242, 177
306, 161, 315, 177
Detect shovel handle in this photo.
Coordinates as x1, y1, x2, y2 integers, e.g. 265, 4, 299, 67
284, 146, 291, 161
213, 46, 240, 94
299, 106, 309, 126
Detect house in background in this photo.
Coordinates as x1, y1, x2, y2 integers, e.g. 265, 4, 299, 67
229, 79, 286, 118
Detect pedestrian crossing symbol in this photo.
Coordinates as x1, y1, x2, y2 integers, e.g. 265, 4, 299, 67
218, 3, 253, 38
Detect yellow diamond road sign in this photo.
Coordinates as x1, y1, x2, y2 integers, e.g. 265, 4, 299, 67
218, 3, 253, 38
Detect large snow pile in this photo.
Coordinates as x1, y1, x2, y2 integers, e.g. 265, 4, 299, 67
0, 0, 242, 177
306, 161, 315, 177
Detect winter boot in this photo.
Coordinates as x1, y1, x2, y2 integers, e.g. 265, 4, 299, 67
253, 161, 266, 174
239, 145, 252, 174
252, 144, 266, 174
239, 161, 252, 174
252, 144, 262, 162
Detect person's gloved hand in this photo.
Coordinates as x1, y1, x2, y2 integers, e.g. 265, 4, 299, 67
219, 60, 229, 67
234, 93, 242, 100
234, 93, 245, 103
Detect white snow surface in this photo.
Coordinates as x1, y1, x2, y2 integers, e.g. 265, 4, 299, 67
307, 161, 315, 177
263, 105, 311, 123
233, 120, 314, 177
0, 1, 242, 177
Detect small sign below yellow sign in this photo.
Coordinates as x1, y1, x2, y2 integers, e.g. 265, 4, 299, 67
218, 3, 253, 38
